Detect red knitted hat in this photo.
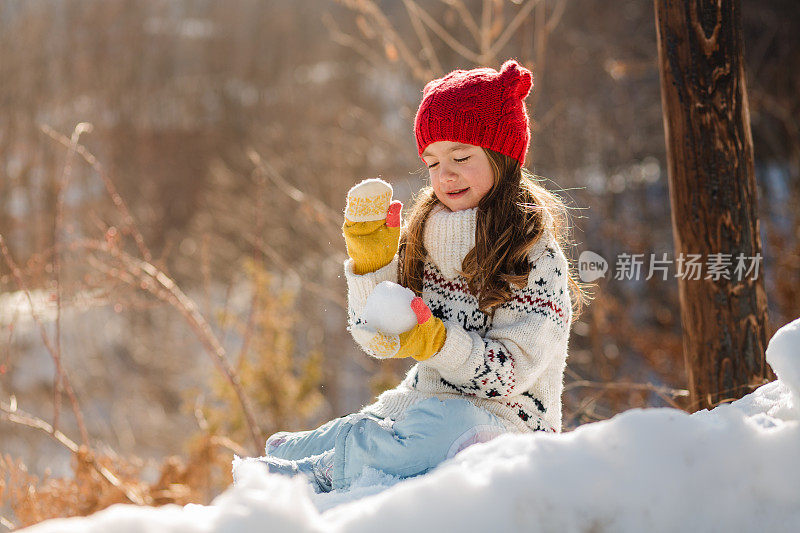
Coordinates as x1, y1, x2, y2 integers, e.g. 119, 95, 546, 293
414, 59, 533, 166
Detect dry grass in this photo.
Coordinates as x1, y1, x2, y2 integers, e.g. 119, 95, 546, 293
0, 434, 238, 530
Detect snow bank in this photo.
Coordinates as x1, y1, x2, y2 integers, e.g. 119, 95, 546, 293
21, 318, 800, 533
765, 317, 800, 417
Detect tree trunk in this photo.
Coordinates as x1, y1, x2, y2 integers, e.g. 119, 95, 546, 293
653, 0, 774, 412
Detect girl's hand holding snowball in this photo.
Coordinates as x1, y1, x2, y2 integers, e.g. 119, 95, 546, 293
350, 281, 447, 361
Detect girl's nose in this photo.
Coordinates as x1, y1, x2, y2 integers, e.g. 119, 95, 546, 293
440, 164, 458, 181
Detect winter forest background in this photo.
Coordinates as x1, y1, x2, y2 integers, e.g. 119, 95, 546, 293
0, 0, 798, 528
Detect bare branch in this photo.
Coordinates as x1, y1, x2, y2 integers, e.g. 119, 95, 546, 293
247, 149, 342, 237
335, 0, 431, 80
51, 122, 91, 439
566, 389, 604, 426
440, 0, 482, 46
544, 0, 567, 33
533, 0, 547, 110
486, 0, 542, 60
39, 124, 153, 264
322, 11, 386, 69
480, 0, 491, 58
0, 515, 15, 530
564, 378, 690, 399
0, 234, 90, 448
403, 0, 444, 74
411, 0, 481, 64
682, 378, 772, 411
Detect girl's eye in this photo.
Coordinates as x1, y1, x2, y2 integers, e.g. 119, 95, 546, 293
427, 156, 469, 169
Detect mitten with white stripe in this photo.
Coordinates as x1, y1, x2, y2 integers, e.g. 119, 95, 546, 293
342, 178, 402, 275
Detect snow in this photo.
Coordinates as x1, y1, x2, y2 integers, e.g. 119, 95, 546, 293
765, 318, 800, 417
361, 281, 417, 335
19, 317, 800, 533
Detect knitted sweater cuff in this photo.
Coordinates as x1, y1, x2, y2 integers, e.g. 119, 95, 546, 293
343, 254, 399, 317
422, 320, 473, 375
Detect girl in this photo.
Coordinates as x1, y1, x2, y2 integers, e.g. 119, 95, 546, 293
233, 59, 584, 493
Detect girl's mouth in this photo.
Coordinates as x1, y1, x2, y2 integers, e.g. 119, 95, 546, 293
447, 187, 469, 198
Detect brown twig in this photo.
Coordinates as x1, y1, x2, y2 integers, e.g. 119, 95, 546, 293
334, 0, 558, 88
51, 122, 91, 439
201, 233, 213, 325
564, 378, 690, 399
39, 124, 153, 264
247, 149, 342, 234
682, 378, 773, 412
565, 389, 604, 427
486, 0, 542, 60
217, 269, 238, 353
1, 515, 16, 531
403, 0, 444, 75
209, 435, 249, 458
2, 304, 18, 370
440, 0, 482, 46
191, 395, 249, 457
322, 12, 387, 69
333, 0, 431, 81
480, 0, 491, 60
409, 0, 481, 64
564, 364, 689, 412
649, 387, 684, 410
234, 284, 259, 371
0, 234, 90, 448
544, 0, 567, 33
246, 148, 351, 268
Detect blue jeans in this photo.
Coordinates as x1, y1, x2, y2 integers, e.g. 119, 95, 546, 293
265, 397, 507, 490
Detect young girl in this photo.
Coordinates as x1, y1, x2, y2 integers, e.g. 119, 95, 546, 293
233, 59, 582, 493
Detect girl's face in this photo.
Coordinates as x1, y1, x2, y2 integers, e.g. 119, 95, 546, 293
422, 141, 495, 211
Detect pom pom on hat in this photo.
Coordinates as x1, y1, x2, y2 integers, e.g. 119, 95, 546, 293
500, 59, 533, 98
414, 59, 533, 166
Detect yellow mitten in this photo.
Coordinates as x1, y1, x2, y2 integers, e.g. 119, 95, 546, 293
351, 296, 447, 361
395, 297, 447, 361
342, 178, 402, 275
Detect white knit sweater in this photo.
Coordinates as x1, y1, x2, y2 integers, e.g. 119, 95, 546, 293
343, 204, 572, 434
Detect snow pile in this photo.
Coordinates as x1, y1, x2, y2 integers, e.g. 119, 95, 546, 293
765, 318, 800, 418
21, 318, 800, 533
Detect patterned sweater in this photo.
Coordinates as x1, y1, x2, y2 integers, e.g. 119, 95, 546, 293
344, 203, 572, 434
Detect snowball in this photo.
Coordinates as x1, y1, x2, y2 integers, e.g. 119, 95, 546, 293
766, 316, 800, 415
361, 281, 417, 334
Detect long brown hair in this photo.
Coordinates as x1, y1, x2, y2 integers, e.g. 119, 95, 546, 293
397, 147, 592, 320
